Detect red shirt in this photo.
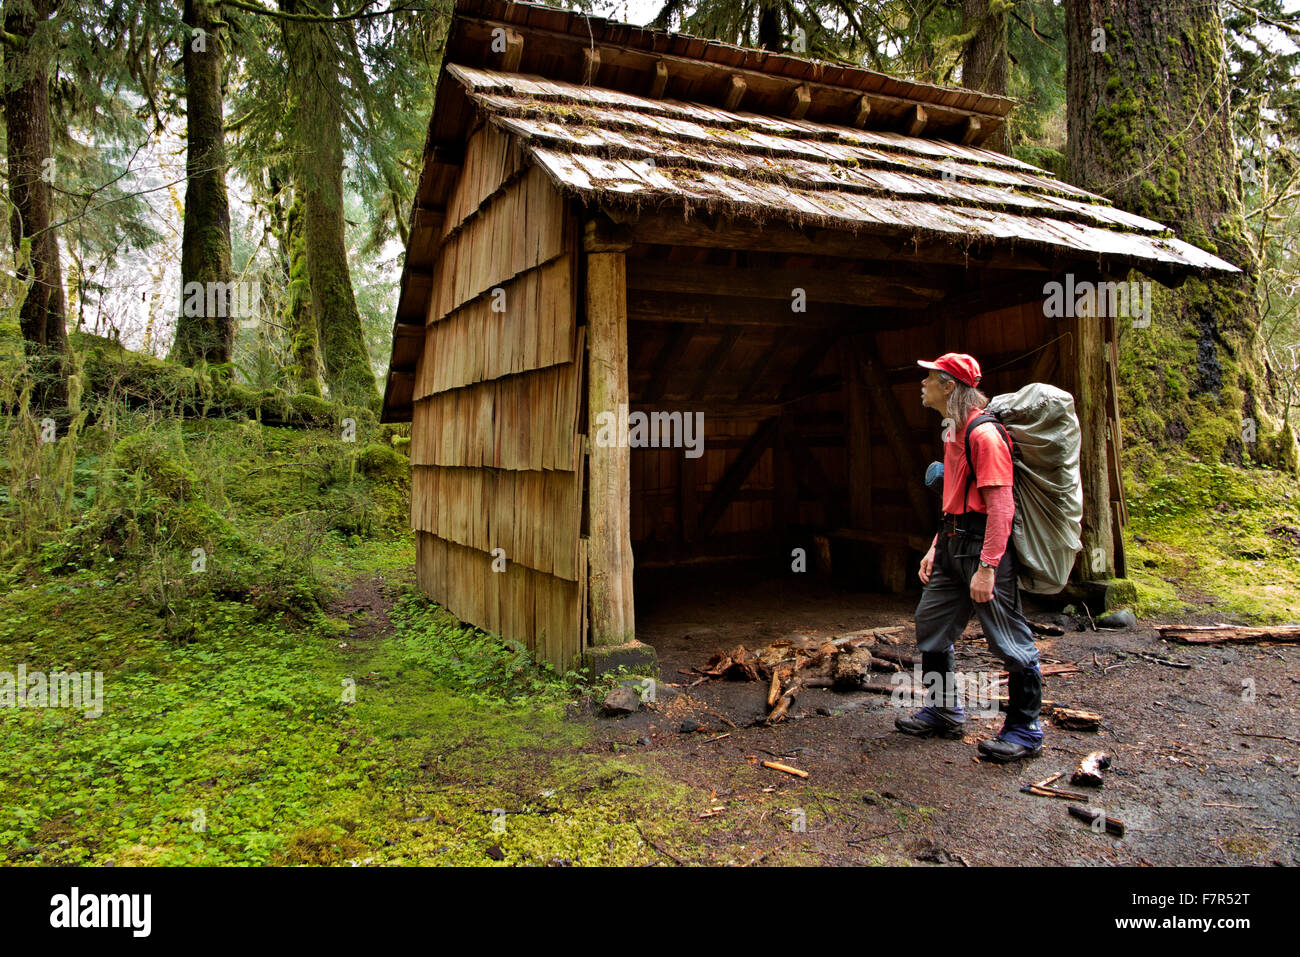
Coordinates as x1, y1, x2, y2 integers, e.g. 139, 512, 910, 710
942, 406, 1015, 515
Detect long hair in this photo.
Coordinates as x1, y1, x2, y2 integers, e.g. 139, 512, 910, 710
941, 371, 990, 431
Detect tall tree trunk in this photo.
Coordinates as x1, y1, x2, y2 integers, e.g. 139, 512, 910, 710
960, 0, 1010, 153
3, 0, 67, 356
283, 185, 320, 395
1066, 0, 1295, 473
281, 0, 376, 407
172, 0, 235, 366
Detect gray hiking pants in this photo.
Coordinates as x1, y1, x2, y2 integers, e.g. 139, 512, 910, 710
915, 520, 1039, 672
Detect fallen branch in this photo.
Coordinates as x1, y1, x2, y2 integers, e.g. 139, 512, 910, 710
761, 760, 809, 779
1158, 623, 1300, 645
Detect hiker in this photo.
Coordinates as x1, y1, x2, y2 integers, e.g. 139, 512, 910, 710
894, 352, 1044, 763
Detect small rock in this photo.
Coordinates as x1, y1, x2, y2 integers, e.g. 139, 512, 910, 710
816, 706, 833, 716
679, 718, 701, 733
637, 736, 652, 747
486, 844, 506, 861
1097, 608, 1137, 629
603, 686, 640, 715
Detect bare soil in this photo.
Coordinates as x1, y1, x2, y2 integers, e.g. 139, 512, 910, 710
594, 562, 1300, 866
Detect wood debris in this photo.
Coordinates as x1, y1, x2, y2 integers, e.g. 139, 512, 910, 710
1019, 771, 1088, 801
696, 628, 911, 721
1071, 750, 1112, 787
1068, 805, 1126, 837
762, 760, 809, 779
1158, 623, 1300, 645
1050, 706, 1102, 731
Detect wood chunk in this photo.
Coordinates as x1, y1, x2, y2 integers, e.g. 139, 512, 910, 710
832, 646, 874, 690
1071, 750, 1112, 787
1068, 805, 1125, 837
1050, 706, 1102, 731
766, 678, 800, 724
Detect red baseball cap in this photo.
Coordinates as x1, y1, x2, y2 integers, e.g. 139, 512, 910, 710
918, 352, 981, 388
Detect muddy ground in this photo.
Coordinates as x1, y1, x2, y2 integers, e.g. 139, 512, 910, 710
596, 562, 1299, 866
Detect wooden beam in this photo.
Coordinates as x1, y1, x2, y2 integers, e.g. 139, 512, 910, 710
698, 418, 779, 537
617, 209, 1064, 273
626, 259, 946, 309
649, 59, 669, 98
742, 328, 790, 398
457, 16, 1011, 145
690, 327, 742, 399
586, 248, 636, 646
788, 83, 811, 119
854, 334, 933, 529
584, 215, 633, 253
724, 73, 747, 111
627, 290, 870, 327
961, 116, 982, 145
779, 329, 846, 401
641, 324, 694, 402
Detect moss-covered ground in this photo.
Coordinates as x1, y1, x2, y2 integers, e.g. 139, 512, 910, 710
0, 412, 773, 865
1124, 454, 1300, 622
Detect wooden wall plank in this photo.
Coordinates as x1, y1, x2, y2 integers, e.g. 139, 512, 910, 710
416, 532, 580, 670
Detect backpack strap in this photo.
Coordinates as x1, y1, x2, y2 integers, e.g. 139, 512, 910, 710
961, 412, 1014, 513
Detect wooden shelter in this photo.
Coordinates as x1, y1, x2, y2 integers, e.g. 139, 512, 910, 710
381, 0, 1239, 669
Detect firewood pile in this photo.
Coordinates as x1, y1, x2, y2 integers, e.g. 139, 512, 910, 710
695, 626, 918, 725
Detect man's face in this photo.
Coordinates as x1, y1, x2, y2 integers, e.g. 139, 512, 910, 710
921, 370, 953, 413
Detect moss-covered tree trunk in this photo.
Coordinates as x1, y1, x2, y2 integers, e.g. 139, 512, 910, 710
3, 0, 67, 356
283, 186, 320, 395
172, 0, 236, 367
281, 0, 376, 407
1065, 0, 1295, 472
960, 0, 1010, 153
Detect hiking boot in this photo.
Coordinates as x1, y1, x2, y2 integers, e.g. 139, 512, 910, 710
895, 705, 966, 738
978, 664, 1043, 762
894, 650, 966, 739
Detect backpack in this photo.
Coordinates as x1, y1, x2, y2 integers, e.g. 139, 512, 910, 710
961, 383, 1084, 594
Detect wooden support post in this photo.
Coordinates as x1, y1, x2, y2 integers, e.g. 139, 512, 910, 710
582, 47, 601, 85
960, 116, 982, 145
1060, 302, 1115, 582
649, 59, 669, 98
787, 83, 811, 120
904, 104, 928, 137
498, 28, 523, 72
585, 231, 635, 646
851, 95, 871, 128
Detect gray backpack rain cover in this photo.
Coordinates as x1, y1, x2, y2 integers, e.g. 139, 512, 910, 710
983, 383, 1084, 594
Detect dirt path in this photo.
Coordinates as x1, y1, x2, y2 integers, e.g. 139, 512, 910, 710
594, 568, 1300, 866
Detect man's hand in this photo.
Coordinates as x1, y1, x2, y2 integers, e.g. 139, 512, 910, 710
970, 565, 995, 603
919, 546, 936, 584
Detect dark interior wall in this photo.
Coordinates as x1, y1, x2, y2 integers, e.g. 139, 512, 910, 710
627, 295, 1063, 578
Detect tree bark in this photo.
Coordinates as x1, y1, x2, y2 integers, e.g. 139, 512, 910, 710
283, 184, 320, 394
961, 0, 1010, 153
3, 0, 67, 356
1065, 0, 1294, 473
172, 0, 236, 367
281, 0, 376, 407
